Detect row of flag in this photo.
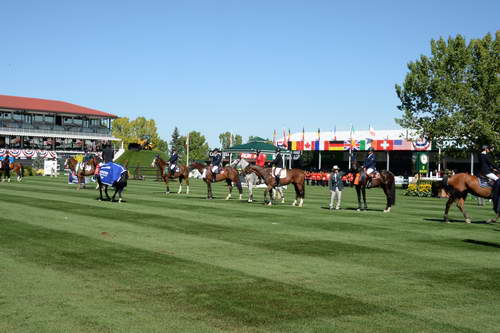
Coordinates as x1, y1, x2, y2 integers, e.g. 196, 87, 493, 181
273, 125, 377, 147
285, 139, 430, 151
272, 126, 431, 151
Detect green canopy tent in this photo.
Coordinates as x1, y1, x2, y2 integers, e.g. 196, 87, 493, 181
223, 138, 291, 168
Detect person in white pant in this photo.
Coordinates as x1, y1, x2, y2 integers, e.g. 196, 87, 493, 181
479, 145, 499, 181
329, 165, 344, 210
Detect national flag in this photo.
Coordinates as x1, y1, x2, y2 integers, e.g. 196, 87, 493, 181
312, 140, 321, 151
324, 140, 345, 151
392, 139, 413, 150
282, 129, 288, 149
304, 141, 312, 151
369, 125, 376, 137
374, 139, 394, 151
273, 129, 277, 146
290, 141, 304, 151
344, 139, 367, 151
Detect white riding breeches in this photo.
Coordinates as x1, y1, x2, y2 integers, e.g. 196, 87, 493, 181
366, 168, 375, 175
211, 166, 219, 174
486, 173, 499, 181
273, 167, 282, 177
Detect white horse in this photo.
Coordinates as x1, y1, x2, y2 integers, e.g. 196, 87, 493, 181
230, 158, 285, 203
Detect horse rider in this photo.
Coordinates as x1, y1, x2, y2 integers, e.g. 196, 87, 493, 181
363, 147, 377, 187
168, 148, 179, 177
210, 148, 222, 182
255, 149, 266, 167
254, 149, 266, 184
102, 142, 114, 163
271, 148, 283, 187
479, 145, 499, 182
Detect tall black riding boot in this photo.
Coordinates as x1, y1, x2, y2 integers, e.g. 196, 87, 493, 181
275, 175, 280, 187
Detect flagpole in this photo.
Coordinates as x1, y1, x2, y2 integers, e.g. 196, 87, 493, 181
186, 132, 190, 167
386, 151, 390, 171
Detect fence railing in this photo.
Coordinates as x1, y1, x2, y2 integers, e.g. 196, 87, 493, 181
128, 166, 163, 181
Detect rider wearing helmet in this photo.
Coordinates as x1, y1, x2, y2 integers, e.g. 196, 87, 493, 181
210, 148, 222, 182
271, 148, 283, 186
363, 147, 377, 187
169, 148, 179, 177
479, 145, 499, 181
255, 149, 266, 167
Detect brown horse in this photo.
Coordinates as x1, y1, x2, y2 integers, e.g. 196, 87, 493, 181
350, 161, 396, 212
151, 155, 190, 195
190, 162, 242, 200
70, 156, 100, 190
245, 165, 305, 207
0, 160, 24, 182
442, 173, 499, 223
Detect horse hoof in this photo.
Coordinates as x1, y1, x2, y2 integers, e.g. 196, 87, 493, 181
248, 200, 253, 203
357, 208, 361, 212
465, 219, 471, 224
267, 202, 272, 206
486, 219, 497, 224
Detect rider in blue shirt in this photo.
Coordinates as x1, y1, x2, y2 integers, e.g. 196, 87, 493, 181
363, 147, 377, 187
168, 148, 179, 177
210, 148, 222, 182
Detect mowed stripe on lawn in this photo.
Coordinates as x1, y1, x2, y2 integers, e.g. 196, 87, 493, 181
1, 177, 499, 332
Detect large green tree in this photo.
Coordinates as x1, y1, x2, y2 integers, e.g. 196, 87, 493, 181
395, 32, 499, 151
112, 117, 167, 151
218, 132, 243, 148
179, 131, 209, 164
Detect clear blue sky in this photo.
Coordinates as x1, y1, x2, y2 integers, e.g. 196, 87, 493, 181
1, 0, 498, 147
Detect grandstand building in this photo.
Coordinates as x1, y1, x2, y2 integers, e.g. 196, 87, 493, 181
0, 94, 119, 155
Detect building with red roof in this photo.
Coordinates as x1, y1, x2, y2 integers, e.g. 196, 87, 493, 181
0, 94, 119, 153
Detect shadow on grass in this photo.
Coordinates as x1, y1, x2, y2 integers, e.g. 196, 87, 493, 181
344, 207, 382, 212
463, 239, 500, 249
423, 218, 489, 224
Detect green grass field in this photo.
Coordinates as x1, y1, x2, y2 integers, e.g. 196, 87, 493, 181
1, 176, 499, 332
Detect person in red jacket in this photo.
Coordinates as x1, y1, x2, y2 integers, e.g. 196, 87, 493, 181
255, 149, 266, 167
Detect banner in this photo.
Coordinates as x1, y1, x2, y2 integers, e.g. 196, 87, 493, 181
0, 149, 58, 159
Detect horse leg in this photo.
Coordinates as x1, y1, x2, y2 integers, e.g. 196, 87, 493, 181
362, 187, 367, 210
225, 179, 233, 200
247, 178, 253, 203
105, 186, 111, 200
355, 186, 362, 211
382, 185, 391, 213
177, 177, 182, 194
237, 179, 243, 200
443, 196, 455, 223
186, 177, 190, 195
487, 213, 500, 224
207, 181, 212, 199
165, 177, 170, 194
299, 184, 304, 207
266, 186, 273, 206
456, 197, 471, 223
98, 184, 104, 201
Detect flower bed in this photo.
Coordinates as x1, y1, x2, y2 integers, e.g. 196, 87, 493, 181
404, 183, 432, 197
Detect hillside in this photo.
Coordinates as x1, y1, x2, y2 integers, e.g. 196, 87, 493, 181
115, 150, 168, 168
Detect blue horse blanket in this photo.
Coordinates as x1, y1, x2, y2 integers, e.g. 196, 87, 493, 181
99, 162, 127, 186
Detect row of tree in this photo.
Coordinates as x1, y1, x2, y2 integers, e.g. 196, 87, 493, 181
112, 118, 252, 162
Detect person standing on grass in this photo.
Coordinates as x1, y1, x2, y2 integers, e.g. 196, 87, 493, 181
329, 165, 344, 210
